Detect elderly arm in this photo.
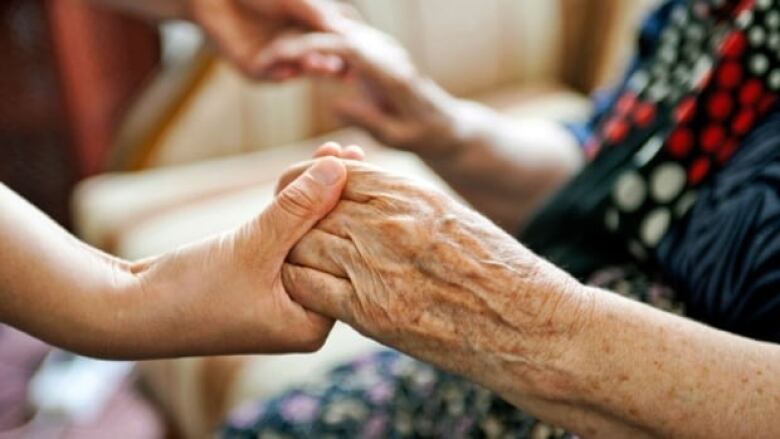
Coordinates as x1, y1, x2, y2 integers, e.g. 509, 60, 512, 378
283, 162, 780, 438
0, 157, 346, 359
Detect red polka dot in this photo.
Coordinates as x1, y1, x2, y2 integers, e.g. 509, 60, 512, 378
717, 62, 743, 89
734, 0, 756, 15
708, 92, 733, 120
668, 128, 694, 158
616, 92, 637, 115
584, 137, 602, 160
717, 139, 739, 164
732, 109, 756, 135
701, 125, 725, 152
633, 102, 656, 127
739, 79, 764, 106
688, 157, 712, 185
759, 95, 778, 113
675, 97, 697, 124
603, 117, 630, 144
720, 31, 747, 59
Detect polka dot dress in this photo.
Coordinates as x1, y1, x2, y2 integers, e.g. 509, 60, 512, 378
585, 0, 780, 261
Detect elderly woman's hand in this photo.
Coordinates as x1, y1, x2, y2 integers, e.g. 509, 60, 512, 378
278, 162, 780, 437
281, 161, 591, 390
255, 19, 470, 159
188, 0, 348, 79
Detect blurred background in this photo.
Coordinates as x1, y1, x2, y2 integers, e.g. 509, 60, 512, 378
0, 0, 657, 437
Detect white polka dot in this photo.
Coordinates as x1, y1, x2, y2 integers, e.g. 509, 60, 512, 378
641, 208, 672, 248
650, 163, 687, 203
767, 10, 780, 28
661, 28, 681, 46
768, 32, 780, 49
605, 208, 620, 231
613, 171, 647, 213
628, 71, 650, 93
692, 56, 713, 86
749, 26, 767, 46
628, 241, 649, 261
668, 87, 685, 103
672, 66, 691, 85
750, 54, 770, 75
770, 69, 780, 91
649, 82, 670, 102
758, 0, 772, 10
659, 46, 677, 64
737, 10, 754, 29
672, 7, 689, 26
675, 191, 698, 217
686, 25, 705, 42
634, 136, 665, 167
652, 63, 670, 80
682, 42, 705, 62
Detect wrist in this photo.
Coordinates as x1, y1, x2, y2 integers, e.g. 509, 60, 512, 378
61, 259, 150, 359
418, 95, 494, 170
400, 79, 472, 161
479, 260, 596, 403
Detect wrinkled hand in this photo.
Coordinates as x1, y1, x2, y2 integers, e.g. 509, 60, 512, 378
189, 0, 348, 79
256, 19, 466, 158
279, 161, 586, 381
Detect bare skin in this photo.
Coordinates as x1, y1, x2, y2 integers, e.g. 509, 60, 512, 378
280, 160, 780, 438
256, 15, 583, 231
87, 0, 348, 80
0, 152, 361, 360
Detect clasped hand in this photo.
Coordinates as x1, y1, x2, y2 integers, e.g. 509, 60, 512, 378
276, 155, 589, 388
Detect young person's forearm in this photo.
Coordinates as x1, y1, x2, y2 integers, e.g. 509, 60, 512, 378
482, 280, 780, 437
423, 100, 583, 232
85, 0, 188, 20
0, 184, 142, 357
0, 184, 206, 359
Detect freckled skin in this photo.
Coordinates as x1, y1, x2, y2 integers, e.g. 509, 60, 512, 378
284, 162, 780, 438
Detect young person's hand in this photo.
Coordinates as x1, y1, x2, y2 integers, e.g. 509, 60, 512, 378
122, 156, 348, 358
0, 149, 355, 360
190, 0, 348, 79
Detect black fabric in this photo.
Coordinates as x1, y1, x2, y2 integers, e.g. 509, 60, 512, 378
520, 0, 780, 344
519, 131, 650, 279
522, 113, 780, 344
658, 113, 780, 343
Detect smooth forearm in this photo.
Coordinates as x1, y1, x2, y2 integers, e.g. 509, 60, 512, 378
477, 273, 780, 437
0, 185, 142, 357
85, 0, 188, 20
422, 98, 583, 231
0, 184, 223, 359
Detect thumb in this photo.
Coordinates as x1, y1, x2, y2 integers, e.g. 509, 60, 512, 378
258, 157, 347, 256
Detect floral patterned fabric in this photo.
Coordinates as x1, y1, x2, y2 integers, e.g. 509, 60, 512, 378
220, 266, 681, 439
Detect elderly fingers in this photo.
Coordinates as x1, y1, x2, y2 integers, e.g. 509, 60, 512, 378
254, 32, 353, 78
282, 263, 355, 322
288, 229, 355, 279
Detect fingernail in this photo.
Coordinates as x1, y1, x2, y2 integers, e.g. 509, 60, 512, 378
308, 158, 344, 185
